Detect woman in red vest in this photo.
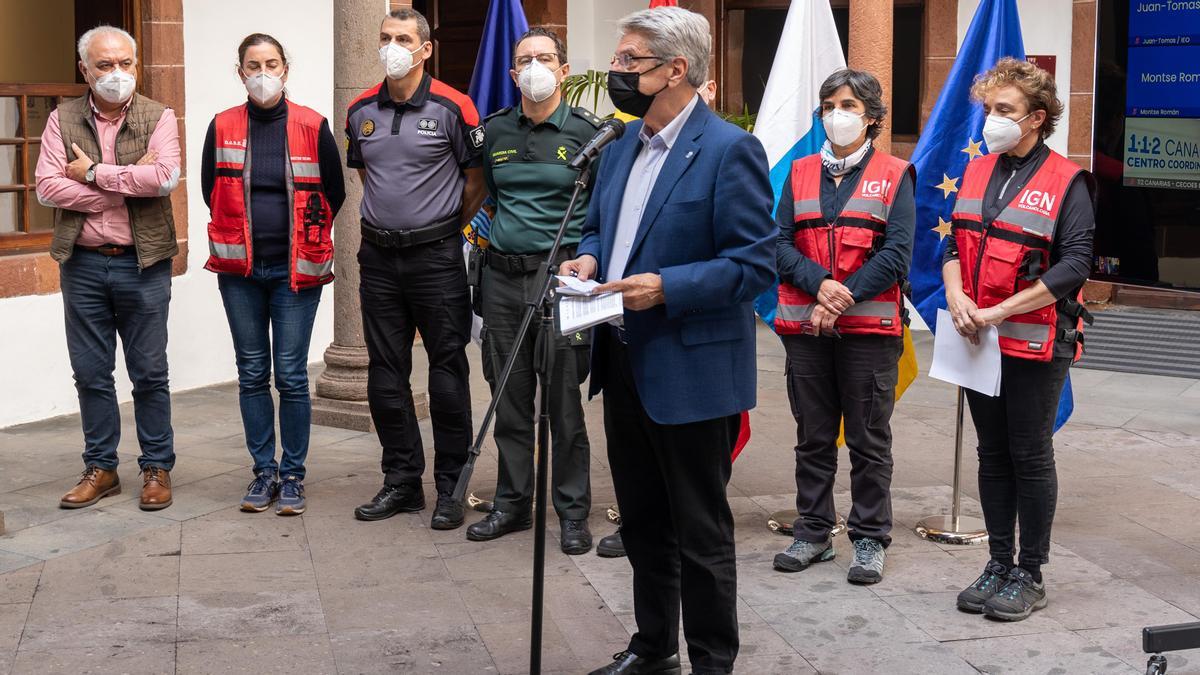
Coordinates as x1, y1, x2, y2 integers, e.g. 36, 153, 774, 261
773, 69, 915, 585
201, 34, 345, 516
944, 58, 1095, 622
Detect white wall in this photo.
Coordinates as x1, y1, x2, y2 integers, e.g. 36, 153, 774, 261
958, 0, 1075, 157
566, 0, 648, 117
0, 0, 335, 428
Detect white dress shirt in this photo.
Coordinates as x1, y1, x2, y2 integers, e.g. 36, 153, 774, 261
605, 95, 700, 283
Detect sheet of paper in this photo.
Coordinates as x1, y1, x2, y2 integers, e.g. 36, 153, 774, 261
929, 309, 1002, 397
558, 292, 624, 335
555, 275, 603, 296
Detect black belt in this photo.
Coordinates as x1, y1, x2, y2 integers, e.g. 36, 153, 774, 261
361, 217, 460, 250
75, 243, 131, 256
484, 245, 577, 275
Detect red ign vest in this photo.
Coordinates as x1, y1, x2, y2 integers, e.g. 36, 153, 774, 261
205, 101, 334, 291
951, 150, 1087, 362
775, 151, 912, 336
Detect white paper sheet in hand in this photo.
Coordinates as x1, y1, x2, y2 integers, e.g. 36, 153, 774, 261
929, 309, 1002, 396
559, 293, 624, 335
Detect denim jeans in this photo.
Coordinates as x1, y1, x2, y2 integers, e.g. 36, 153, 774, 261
965, 355, 1071, 569
60, 249, 174, 471
218, 260, 322, 479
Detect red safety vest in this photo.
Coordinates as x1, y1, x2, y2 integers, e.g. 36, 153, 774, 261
775, 151, 912, 336
204, 101, 334, 291
951, 150, 1088, 362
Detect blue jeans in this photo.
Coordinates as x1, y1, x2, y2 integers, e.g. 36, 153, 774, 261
218, 260, 322, 479
60, 249, 175, 471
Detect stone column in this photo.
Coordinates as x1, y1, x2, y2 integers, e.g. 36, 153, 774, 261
849, 0, 894, 154
312, 0, 427, 431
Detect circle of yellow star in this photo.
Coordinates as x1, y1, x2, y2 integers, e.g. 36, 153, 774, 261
933, 217, 953, 240
936, 173, 960, 199
961, 138, 984, 161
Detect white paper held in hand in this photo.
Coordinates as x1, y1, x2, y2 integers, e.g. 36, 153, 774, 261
929, 308, 1002, 396
558, 292, 624, 335
555, 274, 603, 296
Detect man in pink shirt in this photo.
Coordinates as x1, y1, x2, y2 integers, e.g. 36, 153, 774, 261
35, 25, 182, 512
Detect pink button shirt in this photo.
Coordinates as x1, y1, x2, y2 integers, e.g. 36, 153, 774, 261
35, 95, 181, 247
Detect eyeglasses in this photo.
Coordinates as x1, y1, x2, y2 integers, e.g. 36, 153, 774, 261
515, 53, 560, 68
610, 53, 664, 70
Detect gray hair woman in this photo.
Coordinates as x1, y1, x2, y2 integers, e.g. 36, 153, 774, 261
772, 68, 916, 587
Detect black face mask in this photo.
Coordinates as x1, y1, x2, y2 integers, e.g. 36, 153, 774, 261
607, 64, 668, 118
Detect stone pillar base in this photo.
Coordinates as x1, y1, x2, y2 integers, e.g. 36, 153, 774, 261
311, 394, 430, 432
312, 342, 429, 432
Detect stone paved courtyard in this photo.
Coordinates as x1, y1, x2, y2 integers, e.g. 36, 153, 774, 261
3, 326, 1200, 674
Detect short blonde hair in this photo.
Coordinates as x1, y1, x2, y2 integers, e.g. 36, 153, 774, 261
971, 57, 1063, 138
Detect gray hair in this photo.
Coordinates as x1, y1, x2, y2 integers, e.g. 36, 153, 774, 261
818, 69, 888, 140
617, 7, 711, 88
77, 25, 138, 64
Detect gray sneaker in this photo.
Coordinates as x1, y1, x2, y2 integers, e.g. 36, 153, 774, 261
773, 537, 835, 572
847, 538, 886, 584
983, 567, 1046, 621
957, 560, 1009, 613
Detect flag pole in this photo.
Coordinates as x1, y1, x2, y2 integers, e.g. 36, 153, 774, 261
915, 386, 987, 545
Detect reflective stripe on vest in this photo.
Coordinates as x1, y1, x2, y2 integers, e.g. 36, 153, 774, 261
998, 321, 1050, 343
295, 257, 333, 278
209, 241, 247, 260
215, 147, 246, 165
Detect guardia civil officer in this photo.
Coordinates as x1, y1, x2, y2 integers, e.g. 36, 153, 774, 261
347, 8, 487, 528
465, 27, 599, 554
773, 69, 915, 585
946, 58, 1095, 622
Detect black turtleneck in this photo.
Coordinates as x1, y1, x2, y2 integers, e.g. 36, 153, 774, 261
201, 97, 346, 267
943, 139, 1096, 358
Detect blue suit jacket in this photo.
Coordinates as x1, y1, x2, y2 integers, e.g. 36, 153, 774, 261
578, 102, 776, 425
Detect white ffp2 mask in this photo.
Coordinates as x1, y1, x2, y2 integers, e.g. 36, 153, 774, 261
517, 60, 561, 103
379, 42, 425, 80
244, 72, 285, 106
91, 68, 136, 105
982, 113, 1031, 154
822, 109, 866, 147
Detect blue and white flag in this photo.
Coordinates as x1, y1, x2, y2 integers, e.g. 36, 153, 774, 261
468, 0, 529, 118
752, 0, 846, 326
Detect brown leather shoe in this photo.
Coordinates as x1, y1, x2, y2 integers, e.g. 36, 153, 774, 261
60, 466, 121, 509
140, 467, 173, 511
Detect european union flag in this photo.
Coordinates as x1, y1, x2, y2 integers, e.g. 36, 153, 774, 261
468, 0, 529, 118
909, 0, 1073, 430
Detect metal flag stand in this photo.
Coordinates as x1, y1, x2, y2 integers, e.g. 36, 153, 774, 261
914, 386, 988, 545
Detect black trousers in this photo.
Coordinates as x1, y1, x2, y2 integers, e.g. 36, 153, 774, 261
782, 333, 902, 547
603, 335, 739, 675
480, 264, 591, 519
965, 355, 1070, 569
358, 237, 472, 494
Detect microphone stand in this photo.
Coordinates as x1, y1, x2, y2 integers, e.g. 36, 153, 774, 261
452, 163, 593, 675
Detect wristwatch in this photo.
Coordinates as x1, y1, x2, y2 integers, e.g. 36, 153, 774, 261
85, 165, 96, 184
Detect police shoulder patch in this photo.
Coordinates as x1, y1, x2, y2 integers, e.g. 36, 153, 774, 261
470, 125, 485, 149
361, 118, 375, 137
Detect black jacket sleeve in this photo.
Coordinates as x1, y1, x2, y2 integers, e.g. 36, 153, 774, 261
844, 170, 916, 301
1040, 173, 1095, 298
317, 119, 347, 218
775, 178, 834, 295
201, 119, 216, 210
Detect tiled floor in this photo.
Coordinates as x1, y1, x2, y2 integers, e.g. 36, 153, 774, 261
2, 327, 1199, 674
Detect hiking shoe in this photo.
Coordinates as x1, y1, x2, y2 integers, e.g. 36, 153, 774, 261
773, 537, 835, 572
241, 470, 280, 512
957, 560, 1009, 613
275, 475, 306, 515
847, 538, 887, 584
983, 567, 1046, 621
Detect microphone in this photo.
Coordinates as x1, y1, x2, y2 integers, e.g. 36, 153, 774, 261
568, 118, 626, 171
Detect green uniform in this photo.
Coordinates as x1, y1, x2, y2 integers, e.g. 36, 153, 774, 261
479, 100, 601, 519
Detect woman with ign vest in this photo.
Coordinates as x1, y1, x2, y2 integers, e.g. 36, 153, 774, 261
201, 34, 346, 516
945, 58, 1095, 622
773, 69, 915, 585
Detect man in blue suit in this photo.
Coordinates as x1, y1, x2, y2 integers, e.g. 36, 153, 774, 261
560, 8, 775, 675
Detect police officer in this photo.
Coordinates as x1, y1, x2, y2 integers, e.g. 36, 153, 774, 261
348, 8, 487, 528
946, 58, 1095, 622
465, 27, 599, 554
772, 69, 915, 585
